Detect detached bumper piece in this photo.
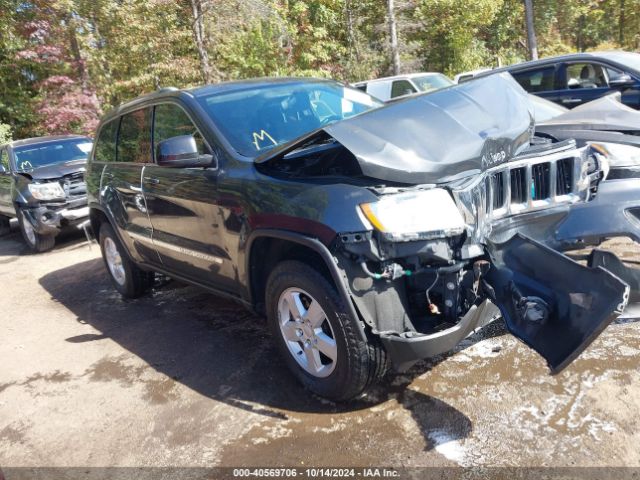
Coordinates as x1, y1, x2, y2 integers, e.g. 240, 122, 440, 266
380, 301, 500, 371
486, 234, 629, 374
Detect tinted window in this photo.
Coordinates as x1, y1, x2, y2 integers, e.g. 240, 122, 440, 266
94, 119, 118, 163
512, 67, 556, 93
0, 149, 9, 171
197, 82, 381, 156
153, 103, 208, 158
606, 66, 626, 82
117, 108, 152, 164
13, 138, 93, 171
390, 80, 417, 98
566, 63, 608, 88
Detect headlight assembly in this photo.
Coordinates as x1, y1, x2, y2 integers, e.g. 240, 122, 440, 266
590, 142, 640, 168
359, 188, 466, 242
28, 182, 66, 201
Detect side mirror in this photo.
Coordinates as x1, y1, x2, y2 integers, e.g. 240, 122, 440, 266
610, 74, 635, 88
156, 135, 214, 169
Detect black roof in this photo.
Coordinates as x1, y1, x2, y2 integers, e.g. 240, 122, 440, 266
99, 77, 339, 123
472, 51, 640, 79
5, 134, 91, 149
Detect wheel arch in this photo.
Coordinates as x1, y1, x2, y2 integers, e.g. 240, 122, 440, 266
245, 229, 367, 342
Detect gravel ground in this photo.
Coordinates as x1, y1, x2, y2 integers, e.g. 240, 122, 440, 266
1, 224, 640, 474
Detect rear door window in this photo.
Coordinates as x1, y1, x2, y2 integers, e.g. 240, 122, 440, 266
390, 79, 417, 98
117, 108, 152, 164
0, 149, 9, 171
512, 66, 556, 92
93, 119, 118, 163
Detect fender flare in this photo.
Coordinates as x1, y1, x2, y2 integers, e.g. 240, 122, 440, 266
245, 229, 367, 342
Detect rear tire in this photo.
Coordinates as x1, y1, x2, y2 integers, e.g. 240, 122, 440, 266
17, 210, 55, 252
99, 223, 154, 298
266, 260, 388, 401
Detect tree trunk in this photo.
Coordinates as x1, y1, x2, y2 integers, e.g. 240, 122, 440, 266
524, 0, 538, 60
387, 0, 400, 75
191, 0, 212, 84
345, 0, 360, 63
619, 0, 625, 46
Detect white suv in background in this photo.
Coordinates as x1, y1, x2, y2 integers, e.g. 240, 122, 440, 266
353, 72, 453, 101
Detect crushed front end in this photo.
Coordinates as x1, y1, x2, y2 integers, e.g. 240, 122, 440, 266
337, 138, 631, 372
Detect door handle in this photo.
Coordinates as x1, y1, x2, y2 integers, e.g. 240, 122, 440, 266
561, 98, 582, 104
144, 176, 160, 185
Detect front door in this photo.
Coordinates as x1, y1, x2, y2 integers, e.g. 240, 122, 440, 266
142, 103, 233, 292
556, 62, 612, 108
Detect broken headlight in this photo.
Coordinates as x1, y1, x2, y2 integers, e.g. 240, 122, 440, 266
359, 188, 466, 242
590, 142, 640, 169
28, 182, 66, 201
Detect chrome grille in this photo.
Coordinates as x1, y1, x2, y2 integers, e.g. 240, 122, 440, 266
61, 172, 86, 198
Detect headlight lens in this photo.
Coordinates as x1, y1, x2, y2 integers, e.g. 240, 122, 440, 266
590, 142, 640, 168
28, 182, 66, 200
359, 188, 466, 241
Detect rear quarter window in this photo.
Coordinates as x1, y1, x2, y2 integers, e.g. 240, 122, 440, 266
512, 66, 556, 93
93, 119, 118, 163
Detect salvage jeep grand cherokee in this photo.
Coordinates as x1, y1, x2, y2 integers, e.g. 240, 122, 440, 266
86, 74, 640, 400
0, 135, 92, 252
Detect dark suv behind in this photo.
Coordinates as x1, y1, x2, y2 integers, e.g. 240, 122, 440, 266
0, 135, 92, 252
87, 75, 640, 400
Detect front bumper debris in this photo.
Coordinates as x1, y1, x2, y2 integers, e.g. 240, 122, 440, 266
485, 234, 629, 373
22, 204, 89, 236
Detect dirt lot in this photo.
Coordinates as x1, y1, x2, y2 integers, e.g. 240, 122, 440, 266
2, 224, 640, 473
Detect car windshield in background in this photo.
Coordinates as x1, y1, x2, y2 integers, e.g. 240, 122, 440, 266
197, 82, 382, 157
13, 139, 92, 171
412, 74, 454, 92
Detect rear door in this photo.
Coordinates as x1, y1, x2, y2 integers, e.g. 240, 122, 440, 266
100, 109, 158, 264
0, 148, 13, 216
510, 65, 568, 105
142, 102, 234, 291
555, 62, 612, 108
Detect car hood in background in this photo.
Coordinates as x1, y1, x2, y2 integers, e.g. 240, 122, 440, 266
259, 73, 535, 185
538, 92, 640, 132
18, 159, 86, 181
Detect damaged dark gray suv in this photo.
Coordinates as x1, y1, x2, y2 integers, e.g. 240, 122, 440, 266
86, 74, 640, 400
0, 135, 92, 252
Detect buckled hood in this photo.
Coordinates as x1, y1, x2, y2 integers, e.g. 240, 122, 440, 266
17, 159, 86, 181
258, 73, 536, 185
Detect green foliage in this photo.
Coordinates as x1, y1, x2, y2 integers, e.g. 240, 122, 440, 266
0, 123, 12, 144
0, 0, 638, 139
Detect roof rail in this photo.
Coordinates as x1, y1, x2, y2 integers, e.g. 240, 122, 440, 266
157, 87, 179, 93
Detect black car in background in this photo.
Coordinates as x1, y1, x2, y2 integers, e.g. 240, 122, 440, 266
86, 75, 640, 400
468, 51, 640, 109
0, 135, 92, 252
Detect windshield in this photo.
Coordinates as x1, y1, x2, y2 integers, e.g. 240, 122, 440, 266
13, 138, 92, 171
197, 81, 382, 157
412, 74, 454, 92
605, 52, 640, 73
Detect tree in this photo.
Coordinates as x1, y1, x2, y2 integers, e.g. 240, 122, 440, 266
387, 0, 400, 75
524, 0, 538, 60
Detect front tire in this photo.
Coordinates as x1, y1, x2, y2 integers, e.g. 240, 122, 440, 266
266, 260, 388, 401
17, 210, 55, 252
99, 223, 154, 298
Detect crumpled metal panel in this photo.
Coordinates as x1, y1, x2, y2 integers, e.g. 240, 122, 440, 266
485, 233, 629, 373
323, 73, 535, 185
